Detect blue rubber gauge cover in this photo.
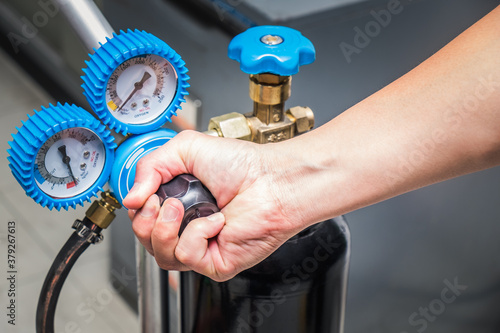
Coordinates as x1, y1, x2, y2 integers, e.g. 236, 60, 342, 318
82, 29, 190, 135
109, 128, 177, 205
7, 103, 116, 211
228, 25, 316, 76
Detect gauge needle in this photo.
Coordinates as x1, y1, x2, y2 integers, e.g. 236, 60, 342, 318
58, 145, 78, 185
117, 71, 152, 111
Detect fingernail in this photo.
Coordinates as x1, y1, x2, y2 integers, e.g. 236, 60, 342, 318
207, 212, 224, 223
162, 203, 179, 222
139, 199, 156, 218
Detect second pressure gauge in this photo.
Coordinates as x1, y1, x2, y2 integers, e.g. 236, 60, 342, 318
82, 29, 189, 135
35, 127, 107, 199
7, 103, 116, 210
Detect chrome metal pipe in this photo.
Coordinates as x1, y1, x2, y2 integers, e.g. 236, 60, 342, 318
56, 3, 165, 332
136, 240, 168, 333
54, 0, 114, 52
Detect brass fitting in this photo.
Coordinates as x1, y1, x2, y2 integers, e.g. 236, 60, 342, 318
85, 191, 122, 229
207, 112, 252, 141
250, 74, 291, 125
205, 72, 315, 144
245, 113, 294, 143
286, 106, 314, 134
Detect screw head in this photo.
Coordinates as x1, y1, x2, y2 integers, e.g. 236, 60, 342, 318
260, 34, 283, 45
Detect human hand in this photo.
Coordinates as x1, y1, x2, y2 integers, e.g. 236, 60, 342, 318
123, 130, 303, 281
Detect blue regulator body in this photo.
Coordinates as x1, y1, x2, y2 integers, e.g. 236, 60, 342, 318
109, 128, 177, 205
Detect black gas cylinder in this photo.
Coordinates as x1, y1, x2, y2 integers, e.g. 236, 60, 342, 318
157, 175, 350, 333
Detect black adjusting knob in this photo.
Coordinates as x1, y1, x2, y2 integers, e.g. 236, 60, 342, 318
156, 174, 220, 234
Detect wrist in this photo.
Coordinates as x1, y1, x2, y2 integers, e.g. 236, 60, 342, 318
262, 137, 343, 232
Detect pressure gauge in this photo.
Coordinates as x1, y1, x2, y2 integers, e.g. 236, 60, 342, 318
7, 103, 116, 210
82, 29, 189, 135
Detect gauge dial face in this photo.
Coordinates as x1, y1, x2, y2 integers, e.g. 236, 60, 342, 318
34, 128, 106, 199
105, 54, 178, 125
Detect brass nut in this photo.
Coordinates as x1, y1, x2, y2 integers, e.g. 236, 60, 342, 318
286, 106, 315, 134
85, 192, 121, 229
207, 112, 252, 140
86, 201, 115, 229
249, 75, 291, 105
100, 191, 121, 211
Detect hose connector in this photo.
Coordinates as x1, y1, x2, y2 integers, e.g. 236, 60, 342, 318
72, 219, 103, 244
85, 191, 122, 229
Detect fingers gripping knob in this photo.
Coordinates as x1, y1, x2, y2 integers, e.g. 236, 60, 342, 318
156, 175, 220, 234
228, 25, 316, 75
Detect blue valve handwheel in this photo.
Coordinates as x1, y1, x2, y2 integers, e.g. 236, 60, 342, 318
82, 29, 189, 135
7, 103, 116, 211
228, 25, 316, 76
109, 128, 177, 205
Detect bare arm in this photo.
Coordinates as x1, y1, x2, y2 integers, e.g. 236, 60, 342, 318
275, 5, 500, 228
124, 5, 500, 281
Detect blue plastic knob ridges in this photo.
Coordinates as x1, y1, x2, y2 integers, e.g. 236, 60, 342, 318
7, 103, 116, 211
228, 25, 316, 76
81, 29, 190, 135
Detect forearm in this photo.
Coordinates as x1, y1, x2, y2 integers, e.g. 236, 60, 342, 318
272, 5, 500, 228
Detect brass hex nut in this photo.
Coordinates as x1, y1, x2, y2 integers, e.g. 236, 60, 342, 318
207, 112, 252, 141
86, 200, 116, 229
286, 106, 314, 134
85, 192, 121, 229
249, 75, 291, 105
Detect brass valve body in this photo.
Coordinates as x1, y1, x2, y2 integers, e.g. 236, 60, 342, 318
250, 74, 291, 125
206, 73, 314, 144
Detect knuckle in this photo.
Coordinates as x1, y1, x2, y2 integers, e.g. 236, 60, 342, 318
217, 267, 234, 280
174, 246, 191, 265
212, 275, 230, 283
154, 256, 176, 270
152, 223, 175, 243
190, 220, 206, 232
177, 129, 196, 140
131, 221, 151, 240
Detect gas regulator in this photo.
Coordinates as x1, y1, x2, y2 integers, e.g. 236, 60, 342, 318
9, 29, 188, 211
8, 26, 317, 211
5, 26, 331, 333
7, 29, 191, 333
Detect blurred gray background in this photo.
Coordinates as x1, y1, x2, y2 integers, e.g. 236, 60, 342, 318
1, 0, 500, 332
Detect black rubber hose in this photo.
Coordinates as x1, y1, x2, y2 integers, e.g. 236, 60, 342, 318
36, 218, 102, 333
